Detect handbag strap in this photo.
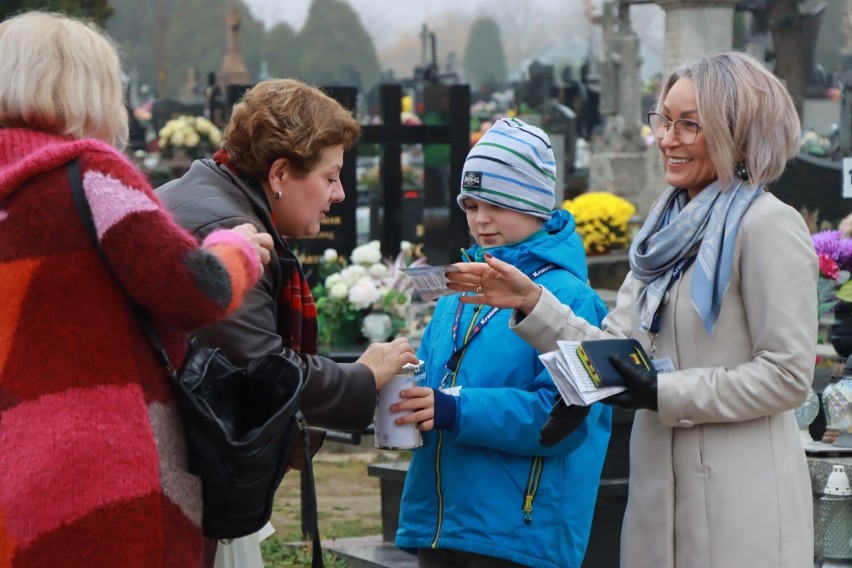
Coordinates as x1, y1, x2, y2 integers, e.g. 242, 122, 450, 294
67, 158, 323, 566
68, 157, 177, 378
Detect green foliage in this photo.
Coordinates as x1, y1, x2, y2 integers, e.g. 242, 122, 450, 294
298, 0, 380, 88
462, 17, 507, 88
2, 0, 112, 27
264, 22, 300, 79
107, 0, 264, 98
106, 0, 380, 96
260, 539, 349, 568
160, 0, 265, 97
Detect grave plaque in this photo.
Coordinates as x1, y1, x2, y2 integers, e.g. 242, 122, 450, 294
151, 98, 206, 132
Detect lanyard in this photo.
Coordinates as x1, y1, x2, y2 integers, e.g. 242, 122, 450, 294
649, 255, 695, 334
440, 262, 555, 388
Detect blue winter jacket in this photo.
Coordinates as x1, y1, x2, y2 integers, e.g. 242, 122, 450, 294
395, 209, 612, 568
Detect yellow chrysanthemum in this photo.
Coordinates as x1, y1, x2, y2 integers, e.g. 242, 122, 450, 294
158, 115, 223, 158
563, 192, 637, 254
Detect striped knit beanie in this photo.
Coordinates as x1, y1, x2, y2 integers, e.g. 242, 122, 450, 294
457, 118, 556, 220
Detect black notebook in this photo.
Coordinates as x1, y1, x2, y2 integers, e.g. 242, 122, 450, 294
576, 339, 652, 388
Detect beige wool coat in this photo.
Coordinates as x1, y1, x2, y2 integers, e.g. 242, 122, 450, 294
512, 192, 818, 568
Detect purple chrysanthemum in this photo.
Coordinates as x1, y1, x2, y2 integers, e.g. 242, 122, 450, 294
813, 230, 842, 260
813, 230, 852, 272
839, 238, 852, 272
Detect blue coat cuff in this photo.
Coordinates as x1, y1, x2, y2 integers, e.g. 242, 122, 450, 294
432, 388, 457, 431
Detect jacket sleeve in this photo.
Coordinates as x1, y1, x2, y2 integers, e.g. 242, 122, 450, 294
656, 203, 818, 426
455, 285, 610, 457
509, 277, 633, 351
79, 152, 260, 331
194, 253, 377, 432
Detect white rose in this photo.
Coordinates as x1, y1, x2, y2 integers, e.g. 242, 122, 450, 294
348, 278, 379, 309
341, 264, 367, 285
351, 241, 384, 265
401, 241, 412, 253
325, 273, 343, 288
369, 263, 389, 279
323, 248, 338, 263
171, 130, 185, 147
329, 282, 349, 300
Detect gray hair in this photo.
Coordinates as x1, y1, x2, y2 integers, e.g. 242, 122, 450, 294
656, 51, 800, 189
0, 11, 128, 149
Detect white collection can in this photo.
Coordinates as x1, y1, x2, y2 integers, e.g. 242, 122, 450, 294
374, 361, 426, 450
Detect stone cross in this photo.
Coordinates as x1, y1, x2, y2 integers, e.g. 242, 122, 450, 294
226, 7, 240, 55
654, 0, 739, 75
600, 0, 644, 152
217, 4, 250, 89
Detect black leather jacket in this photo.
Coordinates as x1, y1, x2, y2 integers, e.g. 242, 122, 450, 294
157, 159, 376, 433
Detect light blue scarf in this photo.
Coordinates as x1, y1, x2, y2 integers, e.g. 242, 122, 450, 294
629, 179, 764, 336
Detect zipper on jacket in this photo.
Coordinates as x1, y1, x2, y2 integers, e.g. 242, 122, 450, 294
430, 304, 482, 548
431, 431, 445, 548
523, 456, 544, 524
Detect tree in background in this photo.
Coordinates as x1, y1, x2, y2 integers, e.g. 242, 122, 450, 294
263, 21, 300, 80
107, 0, 172, 98
462, 17, 507, 89
108, 0, 265, 99
298, 0, 380, 88
165, 0, 264, 97
1, 0, 112, 27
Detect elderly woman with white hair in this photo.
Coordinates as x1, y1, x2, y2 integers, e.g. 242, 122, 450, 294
0, 11, 274, 566
450, 52, 818, 567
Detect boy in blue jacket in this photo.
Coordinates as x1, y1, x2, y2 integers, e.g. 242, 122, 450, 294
392, 118, 612, 568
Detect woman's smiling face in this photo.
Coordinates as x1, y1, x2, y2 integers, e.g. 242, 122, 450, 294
657, 77, 717, 198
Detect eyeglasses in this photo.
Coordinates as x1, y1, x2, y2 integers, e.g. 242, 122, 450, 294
647, 112, 702, 145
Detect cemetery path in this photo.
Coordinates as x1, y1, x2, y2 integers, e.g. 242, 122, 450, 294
269, 449, 403, 542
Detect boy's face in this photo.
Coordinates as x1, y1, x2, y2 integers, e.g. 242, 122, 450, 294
463, 198, 544, 248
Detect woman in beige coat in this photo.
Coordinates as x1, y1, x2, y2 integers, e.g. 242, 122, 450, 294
449, 52, 818, 567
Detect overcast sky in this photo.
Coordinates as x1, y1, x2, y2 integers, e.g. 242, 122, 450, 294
245, 0, 540, 45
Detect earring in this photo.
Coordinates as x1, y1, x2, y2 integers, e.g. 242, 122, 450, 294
273, 190, 283, 200
735, 162, 749, 181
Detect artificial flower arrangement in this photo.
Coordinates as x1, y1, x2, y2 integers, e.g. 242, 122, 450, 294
813, 229, 852, 317
158, 115, 222, 159
563, 191, 637, 254
311, 241, 428, 348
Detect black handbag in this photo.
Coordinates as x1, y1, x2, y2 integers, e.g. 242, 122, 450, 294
67, 158, 323, 566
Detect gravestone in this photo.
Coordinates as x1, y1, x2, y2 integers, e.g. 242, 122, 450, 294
542, 100, 577, 201
151, 98, 206, 132
359, 84, 471, 269
653, 0, 739, 76
588, 1, 649, 210
217, 6, 250, 91
293, 84, 472, 284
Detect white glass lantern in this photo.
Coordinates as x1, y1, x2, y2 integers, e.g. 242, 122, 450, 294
820, 465, 852, 566
362, 311, 393, 343
824, 356, 852, 448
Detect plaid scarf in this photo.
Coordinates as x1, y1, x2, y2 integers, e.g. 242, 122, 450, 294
214, 149, 318, 355
277, 249, 318, 355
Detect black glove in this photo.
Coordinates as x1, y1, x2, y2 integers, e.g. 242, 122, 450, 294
539, 397, 591, 447
602, 354, 659, 411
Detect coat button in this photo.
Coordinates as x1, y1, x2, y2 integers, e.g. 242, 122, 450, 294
662, 291, 670, 305
677, 419, 694, 428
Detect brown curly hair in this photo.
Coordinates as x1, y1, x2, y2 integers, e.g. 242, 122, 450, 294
221, 79, 360, 180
